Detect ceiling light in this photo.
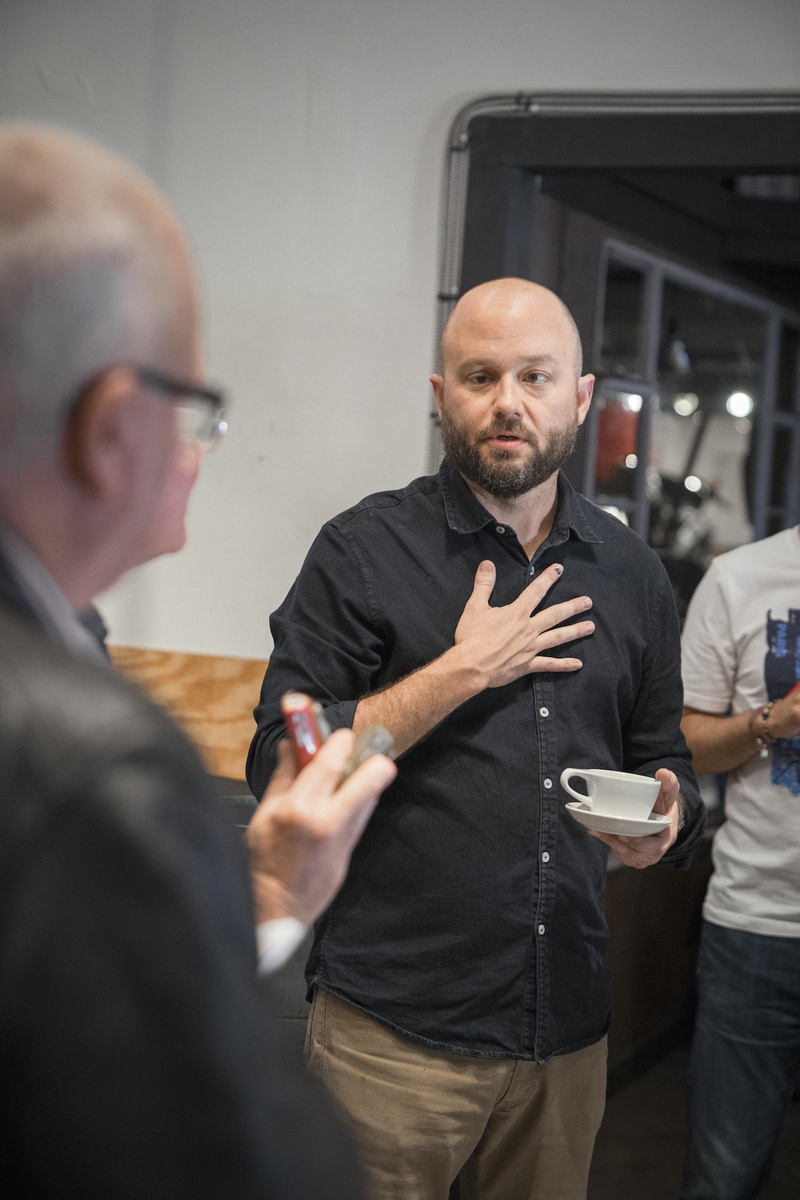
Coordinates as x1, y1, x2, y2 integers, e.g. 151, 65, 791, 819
726, 392, 753, 418
625, 454, 638, 468
673, 393, 699, 416
684, 475, 702, 493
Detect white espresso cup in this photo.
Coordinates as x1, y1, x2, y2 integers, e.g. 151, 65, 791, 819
559, 768, 661, 820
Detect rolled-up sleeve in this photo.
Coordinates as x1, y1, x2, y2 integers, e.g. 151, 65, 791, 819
246, 524, 384, 798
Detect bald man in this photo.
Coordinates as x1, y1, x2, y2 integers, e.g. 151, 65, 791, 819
0, 124, 398, 1198
248, 279, 705, 1199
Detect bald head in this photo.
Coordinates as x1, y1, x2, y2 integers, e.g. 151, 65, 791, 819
440, 279, 583, 380
430, 278, 594, 502
0, 123, 198, 465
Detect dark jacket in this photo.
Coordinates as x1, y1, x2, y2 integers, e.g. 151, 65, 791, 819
0, 595, 362, 1198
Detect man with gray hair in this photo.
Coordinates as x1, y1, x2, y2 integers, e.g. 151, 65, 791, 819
0, 123, 395, 1197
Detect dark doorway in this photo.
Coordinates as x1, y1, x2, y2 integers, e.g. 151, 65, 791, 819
431, 92, 800, 573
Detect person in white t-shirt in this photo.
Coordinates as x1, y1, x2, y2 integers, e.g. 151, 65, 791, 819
679, 526, 800, 1200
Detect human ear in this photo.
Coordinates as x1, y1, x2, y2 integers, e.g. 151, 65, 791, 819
63, 366, 143, 496
430, 373, 444, 416
576, 374, 594, 426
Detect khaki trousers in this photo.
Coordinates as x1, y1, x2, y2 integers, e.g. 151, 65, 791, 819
305, 988, 607, 1200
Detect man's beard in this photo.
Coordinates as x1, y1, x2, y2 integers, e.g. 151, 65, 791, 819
439, 407, 580, 501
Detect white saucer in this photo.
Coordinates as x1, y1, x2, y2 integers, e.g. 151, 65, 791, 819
565, 802, 672, 838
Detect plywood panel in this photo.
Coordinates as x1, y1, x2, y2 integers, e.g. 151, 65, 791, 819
108, 646, 268, 783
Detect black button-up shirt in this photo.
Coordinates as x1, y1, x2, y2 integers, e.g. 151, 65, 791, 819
247, 461, 705, 1063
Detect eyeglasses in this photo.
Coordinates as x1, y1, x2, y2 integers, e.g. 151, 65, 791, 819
66, 364, 228, 452
134, 366, 228, 452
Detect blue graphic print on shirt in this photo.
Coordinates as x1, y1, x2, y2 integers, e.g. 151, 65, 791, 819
765, 609, 800, 795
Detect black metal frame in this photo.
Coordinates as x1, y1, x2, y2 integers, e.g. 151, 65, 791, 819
430, 92, 800, 541
588, 238, 798, 541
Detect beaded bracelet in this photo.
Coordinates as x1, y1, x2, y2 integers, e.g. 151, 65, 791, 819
748, 702, 775, 755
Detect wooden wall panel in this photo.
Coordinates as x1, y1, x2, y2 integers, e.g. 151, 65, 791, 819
108, 646, 268, 783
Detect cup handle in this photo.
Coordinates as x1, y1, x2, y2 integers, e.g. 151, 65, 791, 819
560, 768, 595, 808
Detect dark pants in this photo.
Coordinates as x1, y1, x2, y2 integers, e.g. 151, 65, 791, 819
680, 919, 800, 1200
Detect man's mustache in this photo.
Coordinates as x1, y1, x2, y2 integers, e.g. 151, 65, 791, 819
479, 419, 535, 445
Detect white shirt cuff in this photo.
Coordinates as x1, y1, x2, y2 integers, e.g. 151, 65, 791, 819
256, 917, 308, 975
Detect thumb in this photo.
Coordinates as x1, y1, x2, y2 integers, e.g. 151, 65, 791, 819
467, 560, 496, 608
653, 769, 678, 812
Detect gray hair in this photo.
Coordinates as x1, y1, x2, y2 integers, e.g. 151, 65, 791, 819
0, 124, 188, 467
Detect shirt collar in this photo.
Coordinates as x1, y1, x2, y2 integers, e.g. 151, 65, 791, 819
0, 525, 110, 666
438, 459, 603, 545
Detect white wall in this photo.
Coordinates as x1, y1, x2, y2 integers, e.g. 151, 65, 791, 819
1, 0, 799, 658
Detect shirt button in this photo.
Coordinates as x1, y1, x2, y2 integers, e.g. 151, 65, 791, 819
539, 707, 549, 718
495, 525, 505, 534
543, 778, 553, 789
538, 924, 546, 935
542, 852, 550, 863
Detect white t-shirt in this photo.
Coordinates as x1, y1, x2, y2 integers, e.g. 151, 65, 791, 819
681, 527, 800, 937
